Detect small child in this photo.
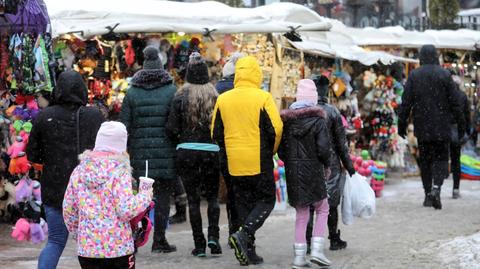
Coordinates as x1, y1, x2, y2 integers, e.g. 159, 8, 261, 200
279, 79, 332, 269
63, 121, 153, 269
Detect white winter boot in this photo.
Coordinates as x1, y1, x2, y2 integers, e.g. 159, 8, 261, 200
310, 237, 331, 267
292, 243, 310, 269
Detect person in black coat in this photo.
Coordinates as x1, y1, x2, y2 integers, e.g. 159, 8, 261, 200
27, 71, 104, 269
166, 53, 221, 257
398, 45, 466, 210
449, 70, 471, 199
279, 79, 332, 268
304, 75, 356, 252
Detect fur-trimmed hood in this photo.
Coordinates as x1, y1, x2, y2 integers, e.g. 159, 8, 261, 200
77, 150, 132, 188
281, 106, 326, 122
130, 69, 173, 90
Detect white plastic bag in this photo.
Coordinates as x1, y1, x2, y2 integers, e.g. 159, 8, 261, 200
342, 172, 376, 225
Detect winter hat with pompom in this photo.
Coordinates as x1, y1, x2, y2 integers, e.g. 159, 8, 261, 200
94, 121, 128, 153
296, 79, 318, 104
143, 46, 162, 70
186, 52, 209, 85
222, 52, 245, 78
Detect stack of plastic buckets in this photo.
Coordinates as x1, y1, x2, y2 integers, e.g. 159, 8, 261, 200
371, 161, 387, 197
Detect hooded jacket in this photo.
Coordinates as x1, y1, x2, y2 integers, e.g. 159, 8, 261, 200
398, 45, 466, 142
318, 96, 355, 207
211, 56, 283, 176
215, 75, 234, 95
27, 71, 105, 209
119, 69, 177, 180
63, 151, 151, 258
278, 106, 331, 207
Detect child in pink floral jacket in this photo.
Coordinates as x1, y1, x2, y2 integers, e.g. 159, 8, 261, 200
63, 121, 153, 269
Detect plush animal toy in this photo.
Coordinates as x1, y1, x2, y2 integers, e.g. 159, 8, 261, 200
30, 218, 48, 244
7, 136, 25, 158
0, 178, 16, 221
11, 218, 31, 241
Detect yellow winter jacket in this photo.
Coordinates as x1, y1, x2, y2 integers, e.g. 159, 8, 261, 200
211, 56, 283, 176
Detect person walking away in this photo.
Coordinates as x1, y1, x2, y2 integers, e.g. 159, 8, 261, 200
27, 71, 104, 269
398, 45, 465, 210
449, 70, 471, 199
279, 79, 332, 268
305, 75, 355, 251
215, 52, 245, 238
63, 122, 153, 269
215, 52, 245, 95
212, 56, 283, 265
119, 46, 177, 253
166, 53, 222, 257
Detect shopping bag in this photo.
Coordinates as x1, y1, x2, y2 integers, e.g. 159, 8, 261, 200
342, 172, 376, 225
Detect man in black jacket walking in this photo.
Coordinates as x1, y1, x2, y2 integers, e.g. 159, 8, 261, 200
398, 45, 465, 210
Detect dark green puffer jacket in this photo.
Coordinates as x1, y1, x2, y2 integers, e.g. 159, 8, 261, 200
119, 69, 177, 180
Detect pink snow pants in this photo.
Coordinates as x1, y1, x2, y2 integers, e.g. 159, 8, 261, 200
295, 198, 329, 244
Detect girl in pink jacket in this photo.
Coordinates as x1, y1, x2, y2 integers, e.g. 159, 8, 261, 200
63, 121, 153, 269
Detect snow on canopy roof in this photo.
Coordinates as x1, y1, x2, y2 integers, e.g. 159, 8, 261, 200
44, 0, 332, 37
290, 31, 418, 66
459, 8, 480, 17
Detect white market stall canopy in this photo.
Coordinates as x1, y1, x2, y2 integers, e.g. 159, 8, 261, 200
44, 0, 332, 37
324, 19, 480, 51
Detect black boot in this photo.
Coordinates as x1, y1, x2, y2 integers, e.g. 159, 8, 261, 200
329, 230, 347, 250
229, 228, 250, 266
208, 236, 222, 255
192, 237, 206, 258
152, 239, 177, 253
246, 240, 264, 265
423, 193, 433, 207
431, 186, 442, 210
169, 203, 186, 225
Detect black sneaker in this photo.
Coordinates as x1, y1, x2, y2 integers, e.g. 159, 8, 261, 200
329, 230, 347, 251
191, 248, 206, 258
152, 240, 177, 253
229, 229, 250, 266
431, 187, 442, 210
208, 237, 222, 255
423, 194, 433, 207
168, 211, 186, 225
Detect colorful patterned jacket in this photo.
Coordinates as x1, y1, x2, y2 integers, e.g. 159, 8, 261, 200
63, 150, 151, 258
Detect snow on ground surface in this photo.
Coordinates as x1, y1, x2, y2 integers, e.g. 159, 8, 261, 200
1, 177, 479, 269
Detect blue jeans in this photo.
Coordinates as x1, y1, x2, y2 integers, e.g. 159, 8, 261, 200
38, 206, 69, 269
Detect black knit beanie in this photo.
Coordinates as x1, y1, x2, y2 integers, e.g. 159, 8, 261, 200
186, 52, 209, 85
313, 75, 330, 98
143, 46, 162, 70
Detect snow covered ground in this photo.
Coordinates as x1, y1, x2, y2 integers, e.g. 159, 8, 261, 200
1, 177, 479, 269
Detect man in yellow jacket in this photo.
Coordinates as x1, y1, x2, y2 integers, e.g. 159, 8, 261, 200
212, 56, 283, 265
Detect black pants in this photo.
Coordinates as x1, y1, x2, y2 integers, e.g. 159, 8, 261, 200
177, 149, 220, 246
222, 164, 240, 235
450, 142, 461, 190
232, 172, 276, 237
153, 179, 176, 242
78, 255, 135, 269
418, 141, 450, 194
172, 176, 187, 208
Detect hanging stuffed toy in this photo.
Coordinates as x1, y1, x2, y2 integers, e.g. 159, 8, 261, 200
124, 40, 136, 67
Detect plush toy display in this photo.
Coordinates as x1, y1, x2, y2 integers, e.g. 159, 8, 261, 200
0, 178, 16, 222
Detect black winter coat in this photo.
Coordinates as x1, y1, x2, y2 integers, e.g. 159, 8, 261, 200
398, 45, 466, 142
27, 71, 104, 209
119, 69, 177, 180
318, 98, 355, 207
278, 106, 331, 207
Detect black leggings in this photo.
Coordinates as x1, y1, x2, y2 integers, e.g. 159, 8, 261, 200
177, 149, 220, 246
222, 164, 240, 235
232, 172, 276, 237
78, 255, 135, 269
450, 142, 461, 190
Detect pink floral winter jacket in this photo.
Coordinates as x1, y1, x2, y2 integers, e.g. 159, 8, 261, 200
63, 151, 151, 258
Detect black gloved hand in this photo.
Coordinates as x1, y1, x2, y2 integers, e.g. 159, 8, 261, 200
347, 167, 356, 177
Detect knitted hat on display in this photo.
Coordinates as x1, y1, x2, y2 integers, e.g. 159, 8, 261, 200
143, 46, 162, 70
94, 121, 128, 153
222, 52, 246, 78
186, 52, 209, 85
296, 79, 318, 103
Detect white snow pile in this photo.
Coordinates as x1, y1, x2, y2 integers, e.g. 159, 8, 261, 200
433, 232, 480, 269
